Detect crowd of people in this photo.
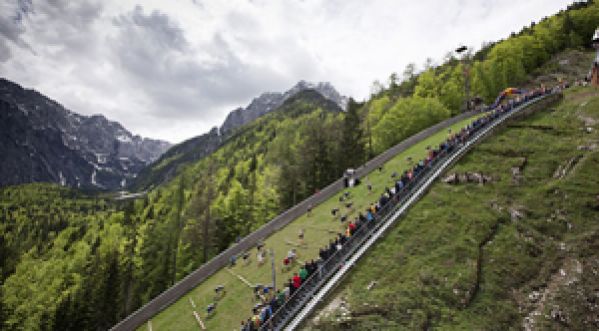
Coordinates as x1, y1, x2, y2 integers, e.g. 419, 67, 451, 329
238, 85, 555, 331
240, 258, 320, 330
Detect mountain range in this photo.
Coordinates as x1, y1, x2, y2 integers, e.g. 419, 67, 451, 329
0, 78, 171, 190
0, 78, 347, 191
131, 80, 347, 189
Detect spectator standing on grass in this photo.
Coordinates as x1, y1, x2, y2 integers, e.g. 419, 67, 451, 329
260, 305, 271, 324
269, 295, 279, 312
277, 289, 286, 305
396, 179, 404, 191
319, 247, 327, 261
355, 216, 363, 230
336, 238, 343, 251
287, 248, 297, 263
328, 239, 336, 253
338, 232, 348, 245
379, 193, 388, 207
340, 214, 348, 223
283, 279, 293, 300
298, 228, 305, 246
245, 318, 255, 331
241, 319, 253, 331
299, 265, 308, 281
251, 309, 261, 328
287, 278, 296, 295
307, 260, 317, 275
359, 212, 366, 223
331, 207, 339, 217
257, 250, 265, 266
293, 273, 302, 289
253, 285, 263, 302
348, 221, 357, 236
282, 257, 290, 271
366, 210, 374, 222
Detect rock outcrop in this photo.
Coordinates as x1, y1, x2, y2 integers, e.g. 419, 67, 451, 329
442, 172, 493, 185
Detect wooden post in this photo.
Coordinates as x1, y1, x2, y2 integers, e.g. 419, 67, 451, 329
592, 28, 599, 86
225, 268, 254, 288
147, 320, 153, 331
189, 297, 197, 309
270, 248, 276, 292
192, 311, 206, 330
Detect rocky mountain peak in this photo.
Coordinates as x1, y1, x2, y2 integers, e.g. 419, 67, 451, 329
219, 80, 347, 134
0, 78, 172, 190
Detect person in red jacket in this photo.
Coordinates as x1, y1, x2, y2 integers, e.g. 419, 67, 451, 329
348, 221, 357, 236
292, 273, 301, 289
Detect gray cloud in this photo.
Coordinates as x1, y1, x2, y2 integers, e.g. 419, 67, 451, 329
0, 0, 103, 61
113, 5, 188, 51
0, 0, 576, 143
0, 41, 11, 62
0, 0, 32, 60
109, 5, 289, 121
27, 0, 103, 60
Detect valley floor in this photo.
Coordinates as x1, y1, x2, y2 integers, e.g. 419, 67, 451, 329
309, 87, 599, 330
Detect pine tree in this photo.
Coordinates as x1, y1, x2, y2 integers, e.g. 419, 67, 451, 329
341, 98, 365, 169
171, 176, 186, 283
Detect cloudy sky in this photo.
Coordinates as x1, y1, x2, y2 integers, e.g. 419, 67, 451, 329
0, 0, 576, 143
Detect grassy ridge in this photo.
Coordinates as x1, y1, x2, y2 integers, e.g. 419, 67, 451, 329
312, 87, 599, 330
142, 115, 484, 331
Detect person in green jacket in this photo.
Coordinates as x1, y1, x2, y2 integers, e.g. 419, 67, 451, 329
299, 266, 308, 281
277, 290, 286, 305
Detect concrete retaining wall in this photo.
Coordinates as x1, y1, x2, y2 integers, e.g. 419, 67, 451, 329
110, 111, 478, 331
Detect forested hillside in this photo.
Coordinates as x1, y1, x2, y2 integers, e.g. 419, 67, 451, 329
364, 1, 598, 155
0, 184, 119, 329
131, 81, 348, 191
312, 85, 599, 331
1, 2, 599, 330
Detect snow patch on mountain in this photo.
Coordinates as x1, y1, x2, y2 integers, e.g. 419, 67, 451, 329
59, 171, 66, 186
0, 78, 173, 190
117, 133, 132, 143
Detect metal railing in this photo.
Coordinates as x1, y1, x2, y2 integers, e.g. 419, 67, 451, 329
257, 91, 556, 331
111, 111, 479, 331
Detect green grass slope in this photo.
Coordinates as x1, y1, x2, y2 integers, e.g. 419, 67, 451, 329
310, 87, 599, 330
139, 115, 483, 331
